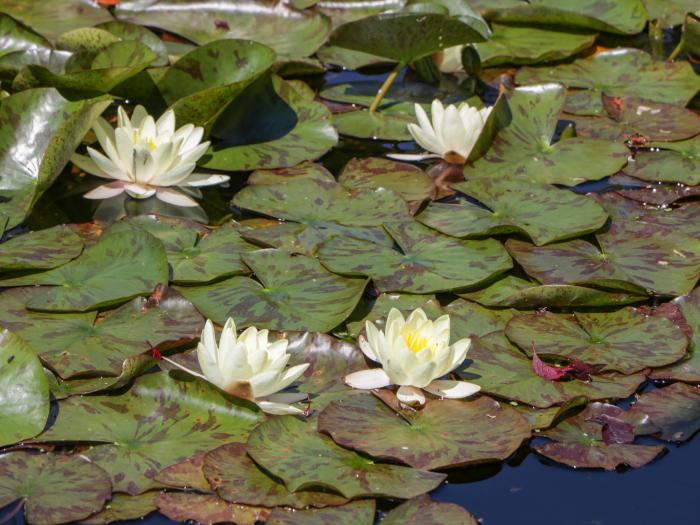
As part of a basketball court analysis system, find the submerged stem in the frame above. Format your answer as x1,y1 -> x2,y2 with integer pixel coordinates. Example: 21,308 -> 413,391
368,62 -> 405,114
0,499 -> 25,524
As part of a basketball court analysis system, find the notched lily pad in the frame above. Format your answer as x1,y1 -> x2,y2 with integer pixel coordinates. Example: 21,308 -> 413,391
381,495 -> 478,525
267,500 -> 375,525
628,137 -> 700,186
628,383 -> 700,442
155,492 -> 269,525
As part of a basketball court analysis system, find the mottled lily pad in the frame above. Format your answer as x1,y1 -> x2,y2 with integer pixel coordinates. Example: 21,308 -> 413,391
332,109 -> 415,141
36,372 -> 262,494
247,415 -> 445,499
473,84 -> 628,185
629,137 -> 700,186
0,330 -> 49,447
317,220 -> 512,293
444,298 -> 514,340
0,1 -> 112,39
460,332 -> 646,408
155,492 -> 269,525
0,452 -> 111,525
154,453 -> 211,493
0,225 -> 82,272
381,495 -> 478,525
82,493 -> 158,525
417,178 -> 608,245
266,501 -> 375,525
177,249 -> 367,332
505,309 -> 688,374
0,13 -> 51,61
628,383 -> 700,442
516,48 -> 700,106
95,20 -> 169,67
318,394 -> 530,470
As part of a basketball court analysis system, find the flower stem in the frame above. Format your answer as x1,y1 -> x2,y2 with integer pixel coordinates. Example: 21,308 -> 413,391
668,41 -> 684,61
0,499 -> 25,524
368,62 -> 405,114
159,355 -> 208,382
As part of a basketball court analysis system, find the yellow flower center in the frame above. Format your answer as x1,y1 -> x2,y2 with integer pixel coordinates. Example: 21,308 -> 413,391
403,330 -> 431,353
132,131 -> 157,151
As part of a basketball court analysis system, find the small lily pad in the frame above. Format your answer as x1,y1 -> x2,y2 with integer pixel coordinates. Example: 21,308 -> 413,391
266,501 -> 375,525
628,383 -> 700,442
155,492 -> 269,525
82,493 -> 158,525
0,225 -> 82,272
333,109 -> 415,141
381,495 -> 478,525
628,137 -> 700,186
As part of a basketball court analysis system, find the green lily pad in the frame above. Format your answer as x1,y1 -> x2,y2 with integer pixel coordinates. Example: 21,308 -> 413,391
318,220 -> 511,293
204,77 -> 338,171
248,162 -> 336,186
0,1 -> 112,40
266,501 -> 376,525
516,48 -> 700,106
203,443 -> 347,509
515,396 -> 589,430
0,452 -> 112,525
0,225 -> 82,272
330,12 -> 488,63
155,492 -> 269,525
333,109 -> 415,141
0,88 -> 110,230
82,493 -> 158,525
317,45 -> 391,69
474,24 -> 596,66
318,394 -> 530,470
0,12 -> 52,60
247,415 -> 445,499
459,274 -> 646,308
95,21 -> 169,67
535,403 -> 665,469
154,453 -> 211,493
320,0 -> 406,27
0,330 -> 49,447
0,223 -> 169,312
381,495 -> 478,525
460,332 -> 646,408
644,0 -> 698,26
158,39 -> 276,128
417,178 -> 608,245
177,249 -> 367,332
629,137 -> 700,185
445,298 -> 515,339
0,286 -> 204,378
628,383 -> 700,442
473,84 -> 628,185
115,0 -> 331,60
346,293 -> 444,338
36,372 -> 262,495
505,309 -> 688,374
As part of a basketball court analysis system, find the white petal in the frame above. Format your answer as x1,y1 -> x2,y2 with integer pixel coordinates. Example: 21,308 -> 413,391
396,385 -> 426,406
87,147 -> 130,181
72,153 -> 109,179
414,103 -> 434,135
113,128 -> 135,175
124,183 -> 156,199
179,141 -> 209,165
424,379 -> 481,399
345,368 -> 392,390
130,105 -> 149,128
153,162 -> 196,187
182,173 -> 230,187
430,99 -> 445,134
407,123 -> 446,156
269,363 -> 310,395
155,188 -> 199,207
386,152 -> 442,162
263,392 -> 309,404
256,400 -> 305,415
358,325 -> 379,362
441,104 -> 469,157
180,126 -> 205,154
156,109 -> 176,137
83,182 -> 126,200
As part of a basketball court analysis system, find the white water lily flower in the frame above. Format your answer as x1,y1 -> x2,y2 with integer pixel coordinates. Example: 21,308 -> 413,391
345,308 -> 480,405
389,99 -> 492,165
72,105 -> 229,207
162,318 -> 310,415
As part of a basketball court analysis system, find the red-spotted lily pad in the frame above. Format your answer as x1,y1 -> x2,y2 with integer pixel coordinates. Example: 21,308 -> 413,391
417,178 -> 608,245
460,333 -> 646,408
0,223 -> 169,312
317,394 -> 530,470
0,287 -> 204,378
629,137 -> 700,186
36,372 -> 262,495
0,225 -> 82,272
473,84 -> 628,185
177,249 -> 367,332
628,383 -> 700,442
0,452 -> 112,525
516,48 -> 700,106
82,493 -> 158,525
317,220 -> 511,293
381,495 -> 478,525
534,403 -> 665,470
0,330 -> 49,447
505,309 -> 688,374
203,443 -> 347,509
266,500 -> 375,525
247,415 -> 445,499
155,492 -> 269,525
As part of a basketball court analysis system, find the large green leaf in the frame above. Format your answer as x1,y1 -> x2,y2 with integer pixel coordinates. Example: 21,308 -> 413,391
247,415 -> 445,499
317,220 -> 511,293
95,20 -> 170,67
266,501 -> 375,525
629,137 -> 700,185
505,309 -> 688,374
317,394 -> 530,470
37,372 -> 262,494
0,225 -> 82,272
644,0 -> 698,26
115,0 -> 331,59
0,330 -> 49,447
628,383 -> 700,442
0,88 -> 110,230
516,48 -> 700,106
460,332 -> 646,408
381,495 -> 478,525
472,84 -> 628,185
0,12 -> 52,59
444,298 -> 515,339
0,1 -> 112,39
0,223 -> 169,312
177,249 -> 367,332
418,178 -> 608,245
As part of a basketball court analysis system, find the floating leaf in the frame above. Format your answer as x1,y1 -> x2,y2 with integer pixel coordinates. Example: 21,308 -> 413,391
1,1 -> 112,39
247,415 -> 445,499
0,12 -> 52,60
444,298 -> 514,339
0,225 -> 82,272
36,372 -> 262,494
628,383 -> 700,442
154,453 -> 211,493
266,501 -> 375,525
381,495 -> 478,525
177,249 -> 367,332
0,452 -> 111,525
155,492 -> 269,525
248,162 -> 336,187
644,0 -> 698,27
0,330 -> 49,447
629,137 -> 700,186
332,110 -> 414,141
95,20 -> 169,67
82,493 -> 158,525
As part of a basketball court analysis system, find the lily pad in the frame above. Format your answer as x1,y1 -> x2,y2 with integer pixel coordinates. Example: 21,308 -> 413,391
628,383 -> 700,442
155,492 -> 269,525
0,452 -> 112,525
154,453 -> 211,493
247,415 -> 445,499
95,21 -> 169,67
418,178 -> 608,245
82,493 -> 158,525
318,394 -> 530,470
203,443 -> 347,509
318,220 -> 511,293
0,330 -> 49,447
472,84 -> 628,185
177,249 -> 367,332
460,332 -> 646,408
0,12 -> 52,60
0,225 -> 82,272
332,110 -> 415,141
644,0 -> 698,26
247,162 -> 336,187
0,223 -> 169,312
36,372 -> 262,494
381,495 -> 478,525
0,88 -> 110,230
474,24 -> 596,66
0,1 -> 112,39
266,501 -> 376,525
505,309 -> 688,374
516,48 -> 700,106
445,298 -> 515,339
628,137 -> 700,186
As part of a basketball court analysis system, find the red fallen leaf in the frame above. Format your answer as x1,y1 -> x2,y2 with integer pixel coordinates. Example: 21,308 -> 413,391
565,358 -> 605,381
532,346 -> 570,381
147,341 -> 162,361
